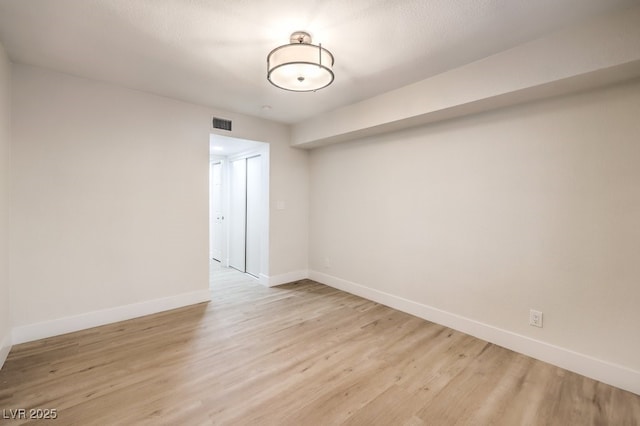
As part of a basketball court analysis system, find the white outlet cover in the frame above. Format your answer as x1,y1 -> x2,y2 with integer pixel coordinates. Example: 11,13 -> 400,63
529,309 -> 543,328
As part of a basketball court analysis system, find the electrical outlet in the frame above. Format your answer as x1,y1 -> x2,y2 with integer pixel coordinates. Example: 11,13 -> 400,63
323,257 -> 331,269
529,309 -> 543,328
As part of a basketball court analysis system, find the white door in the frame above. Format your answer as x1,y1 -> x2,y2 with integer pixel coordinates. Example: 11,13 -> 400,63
245,155 -> 261,277
210,162 -> 223,261
229,158 -> 247,271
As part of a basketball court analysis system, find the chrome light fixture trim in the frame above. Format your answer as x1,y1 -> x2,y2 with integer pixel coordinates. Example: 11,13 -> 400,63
267,31 -> 335,92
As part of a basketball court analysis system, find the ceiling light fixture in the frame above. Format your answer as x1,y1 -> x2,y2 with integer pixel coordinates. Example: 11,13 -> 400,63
267,31 -> 334,92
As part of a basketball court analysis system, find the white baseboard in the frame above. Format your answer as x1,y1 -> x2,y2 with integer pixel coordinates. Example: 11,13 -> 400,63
11,289 -> 212,345
0,332 -> 11,371
309,270 -> 640,396
261,270 -> 309,287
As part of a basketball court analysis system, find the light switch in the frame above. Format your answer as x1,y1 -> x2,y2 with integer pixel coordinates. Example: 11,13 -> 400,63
276,200 -> 286,210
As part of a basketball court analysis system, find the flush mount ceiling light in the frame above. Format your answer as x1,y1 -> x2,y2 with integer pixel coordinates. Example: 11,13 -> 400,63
267,31 -> 334,92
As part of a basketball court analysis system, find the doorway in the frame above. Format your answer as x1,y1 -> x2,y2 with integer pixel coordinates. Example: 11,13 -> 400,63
209,135 -> 269,283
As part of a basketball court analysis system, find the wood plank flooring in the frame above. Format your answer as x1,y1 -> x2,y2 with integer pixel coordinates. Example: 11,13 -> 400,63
1,264 -> 639,425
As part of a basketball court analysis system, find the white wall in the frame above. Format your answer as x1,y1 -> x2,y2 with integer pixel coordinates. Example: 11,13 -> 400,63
267,136 -> 309,282
309,80 -> 640,390
0,42 -> 11,364
9,64 -> 307,340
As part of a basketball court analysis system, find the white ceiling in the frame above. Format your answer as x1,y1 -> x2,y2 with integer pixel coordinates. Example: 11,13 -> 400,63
0,0 -> 638,124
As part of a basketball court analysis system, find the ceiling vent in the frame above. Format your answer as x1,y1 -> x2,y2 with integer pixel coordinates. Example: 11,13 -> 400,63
212,117 -> 232,131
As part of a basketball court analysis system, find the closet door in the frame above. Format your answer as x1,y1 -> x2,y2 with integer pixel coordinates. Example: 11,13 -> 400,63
228,158 -> 247,271
245,155 -> 262,277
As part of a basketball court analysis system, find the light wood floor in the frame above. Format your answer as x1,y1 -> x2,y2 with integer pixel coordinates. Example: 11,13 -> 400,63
1,263 -> 639,425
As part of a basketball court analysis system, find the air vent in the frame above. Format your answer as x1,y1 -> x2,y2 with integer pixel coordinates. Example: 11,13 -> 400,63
212,117 -> 232,131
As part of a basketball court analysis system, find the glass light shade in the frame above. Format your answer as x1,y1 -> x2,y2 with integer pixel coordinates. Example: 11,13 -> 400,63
267,42 -> 334,92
